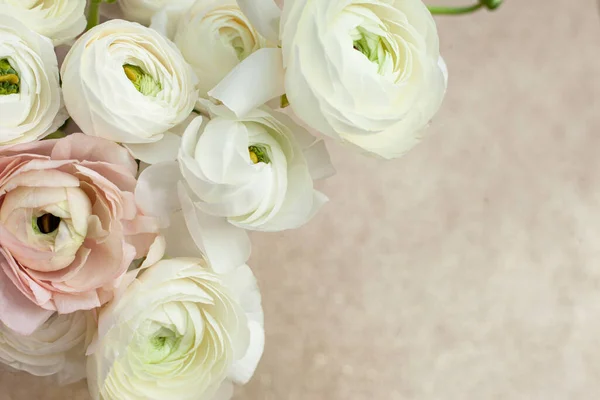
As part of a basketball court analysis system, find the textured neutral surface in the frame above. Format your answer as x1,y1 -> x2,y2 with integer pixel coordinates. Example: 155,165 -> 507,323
3,0 -> 600,399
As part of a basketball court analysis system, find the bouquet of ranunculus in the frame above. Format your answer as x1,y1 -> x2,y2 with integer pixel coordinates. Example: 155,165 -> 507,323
0,0 -> 500,398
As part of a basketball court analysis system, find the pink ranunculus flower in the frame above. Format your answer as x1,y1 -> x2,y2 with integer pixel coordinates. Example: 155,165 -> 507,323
0,133 -> 161,335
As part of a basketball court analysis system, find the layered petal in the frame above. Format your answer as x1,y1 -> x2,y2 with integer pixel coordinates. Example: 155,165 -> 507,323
61,19 -> 198,158
87,258 -> 264,400
0,134 -> 160,333
0,16 -> 67,146
278,0 -> 447,158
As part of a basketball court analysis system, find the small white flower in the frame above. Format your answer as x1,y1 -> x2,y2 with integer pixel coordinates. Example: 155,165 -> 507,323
0,311 -> 95,385
61,19 -> 199,164
0,16 -> 67,146
173,0 -> 271,98
87,258 -> 264,400
0,0 -> 86,46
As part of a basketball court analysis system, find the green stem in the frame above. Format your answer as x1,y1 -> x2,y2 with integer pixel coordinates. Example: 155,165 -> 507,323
428,3 -> 484,15
86,0 -> 102,31
43,130 -> 66,140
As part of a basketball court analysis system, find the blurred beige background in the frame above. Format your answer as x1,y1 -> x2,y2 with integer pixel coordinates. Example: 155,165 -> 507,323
3,0 -> 600,399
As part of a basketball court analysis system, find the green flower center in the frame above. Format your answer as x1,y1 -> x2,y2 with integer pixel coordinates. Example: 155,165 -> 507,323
123,64 -> 162,97
145,328 -> 181,364
0,59 -> 20,95
248,145 -> 270,164
352,28 -> 394,75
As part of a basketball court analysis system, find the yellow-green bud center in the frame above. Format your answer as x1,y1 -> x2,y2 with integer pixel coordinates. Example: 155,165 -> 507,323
248,145 -> 269,164
123,64 -> 162,97
352,28 -> 394,75
0,59 -> 19,95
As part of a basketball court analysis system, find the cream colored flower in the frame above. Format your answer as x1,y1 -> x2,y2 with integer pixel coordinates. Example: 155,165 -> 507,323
61,19 -> 198,164
0,16 -> 67,146
0,0 -> 86,46
173,0 -> 270,98
215,0 -> 448,159
0,311 -> 95,385
137,102 -> 334,233
87,258 -> 264,400
280,0 -> 448,159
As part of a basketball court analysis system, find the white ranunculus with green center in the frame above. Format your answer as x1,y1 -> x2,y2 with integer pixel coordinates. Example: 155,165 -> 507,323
0,0 -> 86,45
61,19 -> 199,164
173,0 -> 270,98
0,16 -> 67,146
87,258 -> 264,400
0,311 -> 95,384
280,0 -> 448,159
141,101 -> 334,232
217,0 -> 448,159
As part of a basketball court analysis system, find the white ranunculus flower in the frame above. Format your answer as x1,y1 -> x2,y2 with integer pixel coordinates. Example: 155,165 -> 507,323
87,258 -> 264,400
0,16 -> 67,146
0,0 -> 86,46
173,0 -> 270,98
61,19 -> 199,164
178,103 -> 333,231
0,311 -> 95,385
281,0 -> 447,159
216,0 -> 448,159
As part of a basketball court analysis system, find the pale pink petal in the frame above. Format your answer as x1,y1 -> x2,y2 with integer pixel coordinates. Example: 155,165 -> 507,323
62,236 -> 128,291
51,133 -> 137,176
0,266 -> 53,335
53,290 -> 101,314
0,139 -> 56,158
27,247 -> 92,283
79,161 -> 137,192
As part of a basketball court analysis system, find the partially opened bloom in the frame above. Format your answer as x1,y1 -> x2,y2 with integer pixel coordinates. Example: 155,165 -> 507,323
61,19 -> 198,164
87,258 -> 264,400
0,134 -> 161,335
0,0 -> 86,46
0,311 -> 95,384
0,16 -> 67,146
141,102 -> 333,232
173,0 -> 270,98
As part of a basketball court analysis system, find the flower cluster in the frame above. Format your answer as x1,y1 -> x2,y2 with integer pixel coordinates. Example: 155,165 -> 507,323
0,0 -> 448,398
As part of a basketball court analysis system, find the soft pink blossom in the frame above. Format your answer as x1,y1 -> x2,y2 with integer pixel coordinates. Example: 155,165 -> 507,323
0,134 -> 161,335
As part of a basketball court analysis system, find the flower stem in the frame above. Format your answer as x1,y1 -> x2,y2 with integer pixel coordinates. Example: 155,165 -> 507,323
43,130 -> 66,140
86,0 -> 102,31
428,3 -> 484,15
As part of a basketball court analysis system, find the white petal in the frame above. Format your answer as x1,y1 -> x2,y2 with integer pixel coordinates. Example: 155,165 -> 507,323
439,56 -> 449,88
228,320 -> 265,384
209,48 -> 285,117
135,161 -> 182,225
303,140 -> 336,181
126,132 -> 182,165
236,0 -> 281,42
140,236 -> 166,269
149,8 -> 170,38
178,183 -> 251,272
